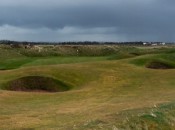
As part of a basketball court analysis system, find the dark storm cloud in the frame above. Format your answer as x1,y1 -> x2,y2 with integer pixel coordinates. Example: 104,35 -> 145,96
0,0 -> 175,42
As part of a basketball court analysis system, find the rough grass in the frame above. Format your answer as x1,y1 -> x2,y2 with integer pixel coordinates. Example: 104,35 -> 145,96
112,102 -> 175,130
18,45 -> 120,57
1,45 -> 175,129
74,102 -> 175,130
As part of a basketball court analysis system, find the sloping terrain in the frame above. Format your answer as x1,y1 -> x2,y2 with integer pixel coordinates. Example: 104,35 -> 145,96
0,45 -> 175,129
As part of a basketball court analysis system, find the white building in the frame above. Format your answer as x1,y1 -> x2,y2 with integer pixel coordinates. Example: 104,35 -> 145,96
143,42 -> 147,45
160,42 -> 166,45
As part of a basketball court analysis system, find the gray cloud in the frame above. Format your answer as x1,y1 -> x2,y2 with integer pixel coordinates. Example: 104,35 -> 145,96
0,25 -> 124,42
0,0 -> 175,42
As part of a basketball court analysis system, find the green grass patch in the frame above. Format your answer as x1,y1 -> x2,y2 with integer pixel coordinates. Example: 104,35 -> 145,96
0,57 -> 35,70
23,56 -> 109,67
0,56 -> 109,70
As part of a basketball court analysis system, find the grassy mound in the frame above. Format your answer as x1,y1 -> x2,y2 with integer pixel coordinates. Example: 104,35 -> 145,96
130,53 -> 175,69
4,76 -> 71,92
146,60 -> 175,69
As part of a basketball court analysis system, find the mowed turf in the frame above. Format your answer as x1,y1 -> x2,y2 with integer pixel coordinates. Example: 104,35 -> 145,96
1,45 -> 175,129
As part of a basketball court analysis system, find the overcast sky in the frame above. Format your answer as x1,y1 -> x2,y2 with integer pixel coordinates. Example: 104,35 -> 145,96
0,0 -> 174,42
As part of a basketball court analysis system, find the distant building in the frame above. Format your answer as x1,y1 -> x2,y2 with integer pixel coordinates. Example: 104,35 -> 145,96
143,42 -> 152,46
160,42 -> 166,45
143,42 -> 147,45
152,43 -> 158,46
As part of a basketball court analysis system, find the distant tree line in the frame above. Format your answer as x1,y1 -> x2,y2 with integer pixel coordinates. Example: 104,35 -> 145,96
0,40 -> 174,46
